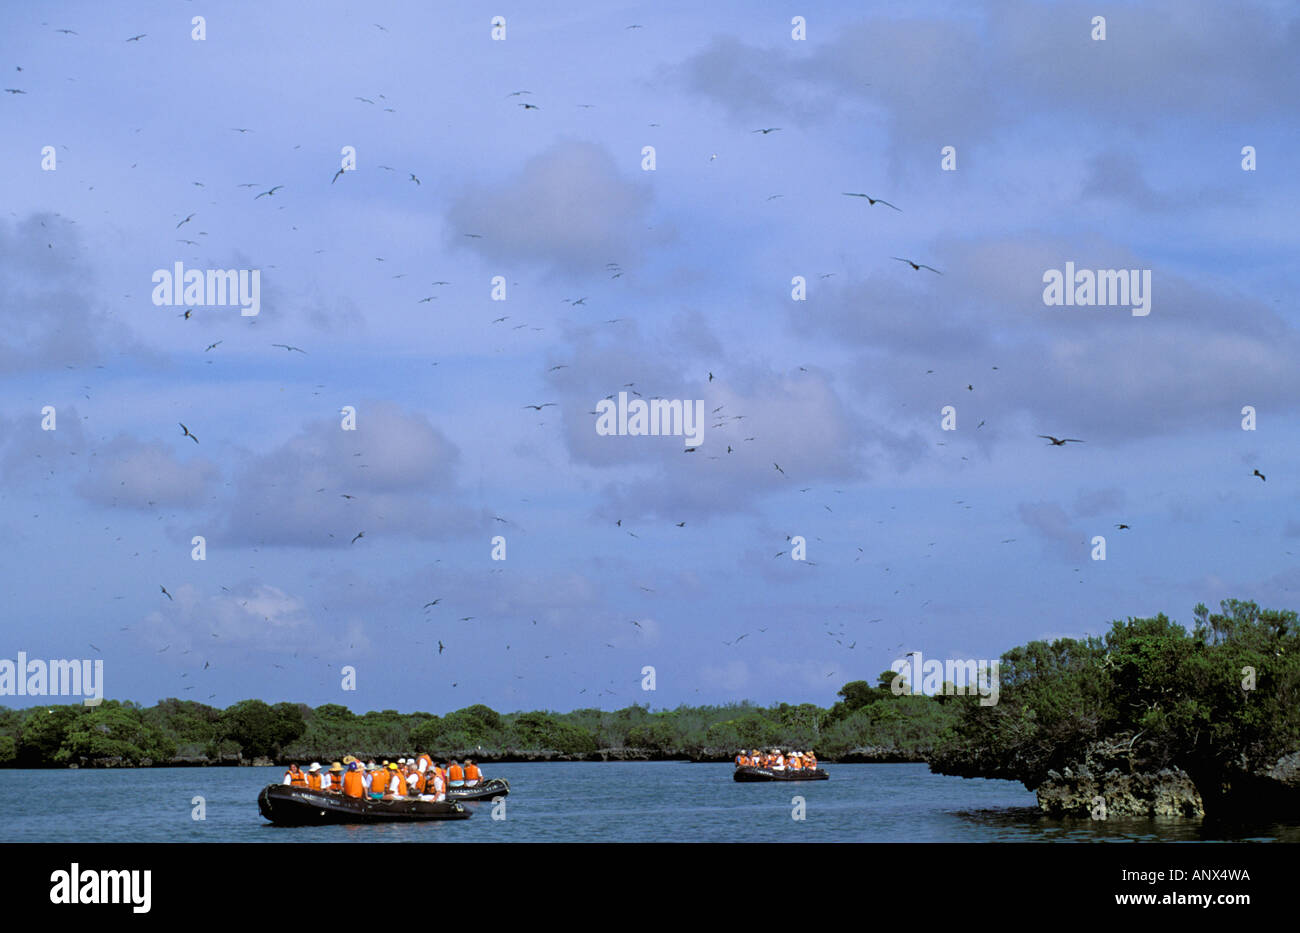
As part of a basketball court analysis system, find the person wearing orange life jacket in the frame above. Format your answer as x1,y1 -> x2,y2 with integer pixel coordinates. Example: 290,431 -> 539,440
424,765 -> 446,801
304,762 -> 323,790
787,751 -> 803,771
735,750 -> 746,768
447,760 -> 465,788
362,762 -> 384,799
405,762 -> 423,795
463,759 -> 483,786
382,762 -> 406,799
769,749 -> 785,771
416,751 -> 433,775
324,761 -> 344,792
283,763 -> 308,787
806,750 -> 818,772
342,761 -> 366,798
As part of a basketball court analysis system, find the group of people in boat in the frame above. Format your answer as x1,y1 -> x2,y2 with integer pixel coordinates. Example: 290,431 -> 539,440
282,754 -> 486,802
735,748 -> 819,772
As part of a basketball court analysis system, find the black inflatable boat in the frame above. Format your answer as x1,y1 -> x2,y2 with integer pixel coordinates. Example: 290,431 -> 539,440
258,784 -> 471,825
445,778 -> 510,801
733,766 -> 829,782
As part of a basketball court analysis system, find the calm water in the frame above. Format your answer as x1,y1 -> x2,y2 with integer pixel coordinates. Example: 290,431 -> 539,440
2,763 -> 1296,842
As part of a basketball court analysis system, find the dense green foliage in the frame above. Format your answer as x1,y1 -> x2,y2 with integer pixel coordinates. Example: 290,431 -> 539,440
0,673 -> 965,765
930,600 -> 1300,806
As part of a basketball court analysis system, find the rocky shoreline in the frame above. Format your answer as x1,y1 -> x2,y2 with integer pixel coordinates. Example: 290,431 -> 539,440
1036,766 -> 1205,817
1030,739 -> 1300,820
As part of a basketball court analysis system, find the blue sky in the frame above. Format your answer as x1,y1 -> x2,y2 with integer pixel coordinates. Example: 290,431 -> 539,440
1,0 -> 1298,716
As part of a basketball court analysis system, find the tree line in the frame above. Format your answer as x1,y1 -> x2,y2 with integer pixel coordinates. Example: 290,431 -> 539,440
0,669 -> 963,766
6,598 -> 1292,803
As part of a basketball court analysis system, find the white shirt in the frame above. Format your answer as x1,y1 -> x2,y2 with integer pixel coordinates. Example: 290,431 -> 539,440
427,773 -> 446,801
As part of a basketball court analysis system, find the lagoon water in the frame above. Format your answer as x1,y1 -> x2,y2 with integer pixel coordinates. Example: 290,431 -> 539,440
2,762 -> 1295,842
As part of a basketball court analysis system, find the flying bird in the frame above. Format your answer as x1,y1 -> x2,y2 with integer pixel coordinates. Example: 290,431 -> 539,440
753,127 -> 781,134
523,403 -> 556,410
254,186 -> 283,199
438,641 -> 445,654
179,423 -> 199,444
1253,469 -> 1266,482
176,213 -> 195,228
1038,435 -> 1084,446
409,173 -> 420,185
892,257 -> 941,273
843,193 -> 901,211
350,531 -> 364,544
773,462 -> 785,474
160,586 -> 173,601
1115,523 -> 1131,530
204,341 -> 222,351
423,599 -> 441,608
331,167 -> 345,184
125,34 -> 147,42
271,344 -> 306,353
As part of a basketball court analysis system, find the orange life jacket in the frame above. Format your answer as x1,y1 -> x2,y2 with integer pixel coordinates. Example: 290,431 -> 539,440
807,756 -> 817,770
371,769 -> 389,794
306,772 -> 322,790
327,772 -> 342,791
387,773 -> 405,797
788,757 -> 802,770
417,753 -> 433,771
343,769 -> 365,798
448,764 -> 464,782
465,764 -> 482,781
286,768 -> 307,787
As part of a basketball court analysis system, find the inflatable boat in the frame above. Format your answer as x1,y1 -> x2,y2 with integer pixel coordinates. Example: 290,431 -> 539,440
733,766 -> 829,782
446,778 -> 510,801
258,784 -> 471,825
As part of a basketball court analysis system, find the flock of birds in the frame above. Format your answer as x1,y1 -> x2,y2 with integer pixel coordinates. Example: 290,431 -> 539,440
11,19 -> 1278,714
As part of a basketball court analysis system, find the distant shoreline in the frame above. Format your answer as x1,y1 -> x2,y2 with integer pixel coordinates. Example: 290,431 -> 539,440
11,746 -> 926,769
